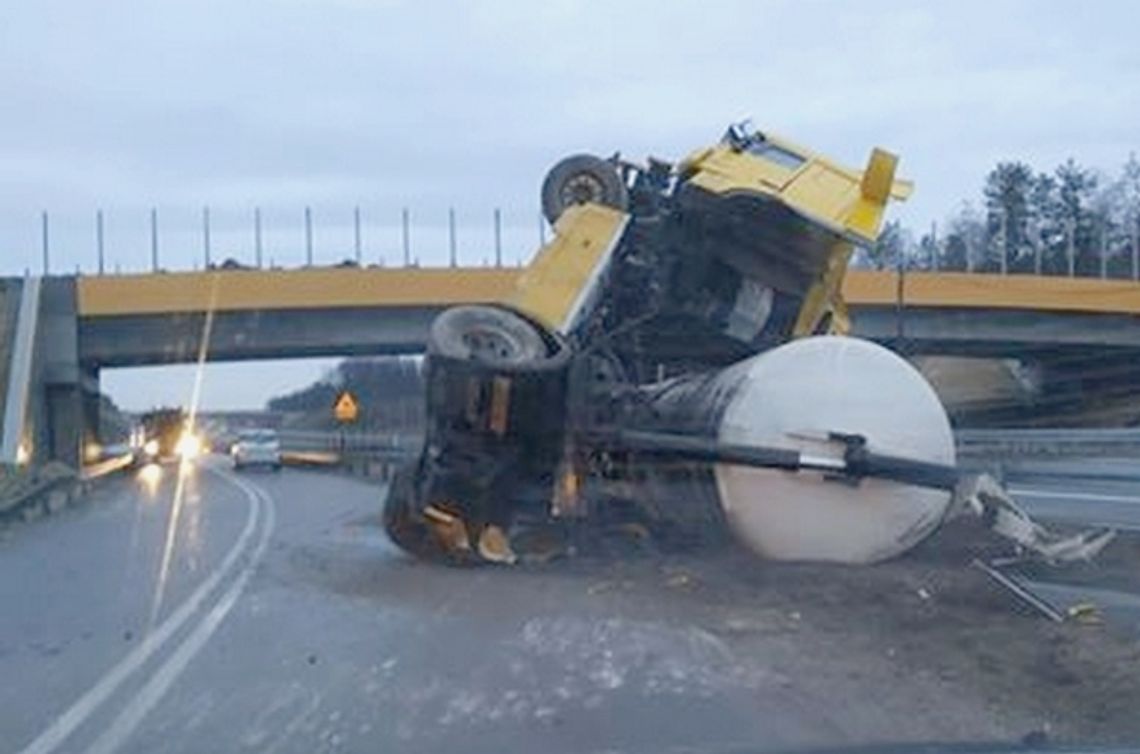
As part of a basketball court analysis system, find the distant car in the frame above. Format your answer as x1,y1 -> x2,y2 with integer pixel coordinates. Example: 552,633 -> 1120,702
231,429 -> 282,471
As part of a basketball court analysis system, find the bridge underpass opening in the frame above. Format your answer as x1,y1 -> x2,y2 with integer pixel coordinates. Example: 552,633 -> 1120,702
96,355 -> 426,457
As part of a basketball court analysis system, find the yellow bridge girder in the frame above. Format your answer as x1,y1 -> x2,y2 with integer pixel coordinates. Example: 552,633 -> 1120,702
76,266 -> 1140,318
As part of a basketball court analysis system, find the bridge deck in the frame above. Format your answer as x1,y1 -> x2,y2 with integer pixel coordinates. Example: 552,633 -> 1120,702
75,267 -> 1140,318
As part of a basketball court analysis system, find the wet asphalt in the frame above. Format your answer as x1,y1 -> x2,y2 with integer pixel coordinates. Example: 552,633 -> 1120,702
1,455 -> 1138,754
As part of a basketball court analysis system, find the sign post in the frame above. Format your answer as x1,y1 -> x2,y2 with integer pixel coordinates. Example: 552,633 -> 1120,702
333,391 -> 359,456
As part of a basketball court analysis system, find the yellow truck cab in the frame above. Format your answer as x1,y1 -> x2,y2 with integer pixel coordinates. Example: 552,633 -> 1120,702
512,122 -> 912,355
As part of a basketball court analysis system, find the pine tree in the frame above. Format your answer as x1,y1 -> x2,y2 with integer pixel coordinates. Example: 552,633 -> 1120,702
1053,159 -> 1099,275
982,162 -> 1034,272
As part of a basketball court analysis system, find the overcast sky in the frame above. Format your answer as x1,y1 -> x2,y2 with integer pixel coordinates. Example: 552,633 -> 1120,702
2,0 -> 1136,411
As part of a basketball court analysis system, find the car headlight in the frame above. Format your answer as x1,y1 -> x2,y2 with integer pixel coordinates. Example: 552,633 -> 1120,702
144,439 -> 160,457
176,433 -> 201,460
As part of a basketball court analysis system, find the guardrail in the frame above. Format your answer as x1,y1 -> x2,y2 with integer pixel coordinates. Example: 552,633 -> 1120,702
81,453 -> 135,481
956,427 -> 1140,458
276,429 -> 419,457
0,474 -> 74,519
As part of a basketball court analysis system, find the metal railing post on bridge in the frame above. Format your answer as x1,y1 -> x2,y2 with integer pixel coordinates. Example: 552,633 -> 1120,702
353,206 -> 362,264
929,221 -> 938,271
996,207 -> 1008,275
1099,223 -> 1108,279
254,207 -> 263,268
150,208 -> 160,272
96,209 -> 105,275
1132,218 -> 1139,281
401,208 -> 410,267
1066,218 -> 1076,277
494,208 -> 502,268
304,206 -> 314,266
1031,220 -> 1042,275
40,211 -> 50,275
448,207 -> 457,267
202,206 -> 212,268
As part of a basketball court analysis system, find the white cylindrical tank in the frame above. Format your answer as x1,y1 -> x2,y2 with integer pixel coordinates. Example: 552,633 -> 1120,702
713,336 -> 955,563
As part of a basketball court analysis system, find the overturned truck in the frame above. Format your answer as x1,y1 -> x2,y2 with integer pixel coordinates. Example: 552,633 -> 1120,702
384,122 -> 1113,567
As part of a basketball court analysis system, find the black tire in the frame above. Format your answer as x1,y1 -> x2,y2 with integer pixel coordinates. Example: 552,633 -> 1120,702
428,306 -> 549,366
541,154 -> 628,225
382,463 -> 436,558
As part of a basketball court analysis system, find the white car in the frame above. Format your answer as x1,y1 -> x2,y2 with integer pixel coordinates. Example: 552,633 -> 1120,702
231,429 -> 282,471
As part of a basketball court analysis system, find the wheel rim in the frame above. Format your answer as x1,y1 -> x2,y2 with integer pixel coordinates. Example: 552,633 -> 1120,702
460,326 -> 525,362
560,173 -> 606,207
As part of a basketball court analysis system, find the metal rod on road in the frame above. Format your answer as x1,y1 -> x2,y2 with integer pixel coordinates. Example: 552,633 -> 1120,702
401,208 -> 410,267
448,207 -> 457,267
353,206 -> 362,264
304,206 -> 314,266
202,206 -> 212,268
494,208 -> 502,268
150,208 -> 159,271
96,209 -> 105,275
254,207 -> 263,268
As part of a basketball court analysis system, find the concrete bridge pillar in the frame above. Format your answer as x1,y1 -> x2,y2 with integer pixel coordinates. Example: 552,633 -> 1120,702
38,277 -> 90,467
0,276 -> 93,469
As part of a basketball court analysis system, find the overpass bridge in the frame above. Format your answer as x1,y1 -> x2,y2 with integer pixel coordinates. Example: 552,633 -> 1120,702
3,266 -> 1140,466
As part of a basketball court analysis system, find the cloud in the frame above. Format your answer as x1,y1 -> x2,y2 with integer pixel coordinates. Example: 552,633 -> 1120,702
3,0 -> 1136,406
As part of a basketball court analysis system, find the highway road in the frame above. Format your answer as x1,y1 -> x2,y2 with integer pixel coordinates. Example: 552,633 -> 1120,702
2,457 -> 1140,752
1000,458 -> 1140,636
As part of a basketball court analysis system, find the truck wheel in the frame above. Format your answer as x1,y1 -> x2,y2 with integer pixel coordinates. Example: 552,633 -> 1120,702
382,464 -> 435,558
541,154 -> 629,225
428,306 -> 550,366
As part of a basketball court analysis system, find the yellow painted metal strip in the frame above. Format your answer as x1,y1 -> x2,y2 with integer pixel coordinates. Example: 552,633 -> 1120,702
76,265 -> 1140,319
77,267 -> 520,317
842,271 -> 1140,315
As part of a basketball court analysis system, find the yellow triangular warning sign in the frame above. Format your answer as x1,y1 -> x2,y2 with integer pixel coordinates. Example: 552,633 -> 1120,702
334,391 -> 359,423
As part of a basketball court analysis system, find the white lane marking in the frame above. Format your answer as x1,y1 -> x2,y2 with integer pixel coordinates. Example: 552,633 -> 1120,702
87,470 -> 277,754
16,468 -> 261,754
1009,488 -> 1140,504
